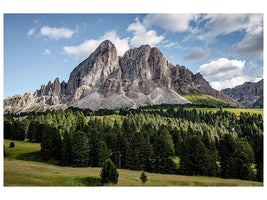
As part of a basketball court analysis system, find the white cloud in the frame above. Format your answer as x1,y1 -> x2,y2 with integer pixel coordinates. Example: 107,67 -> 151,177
101,31 -> 130,56
210,76 -> 251,91
27,28 -> 36,36
232,26 -> 263,59
43,49 -> 51,55
127,18 -> 164,47
197,14 -> 263,40
63,30 -> 130,59
40,26 -> 75,40
199,58 -> 245,80
182,47 -> 209,61
253,77 -> 263,83
143,14 -> 200,32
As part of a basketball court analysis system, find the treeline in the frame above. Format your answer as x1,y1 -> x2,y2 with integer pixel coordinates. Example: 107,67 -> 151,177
4,106 -> 263,182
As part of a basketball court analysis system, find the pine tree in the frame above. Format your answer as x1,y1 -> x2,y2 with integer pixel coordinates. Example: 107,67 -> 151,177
40,125 -> 61,160
180,135 -> 211,176
100,159 -> 119,184
61,131 -> 73,166
153,127 -> 175,173
11,120 -> 26,140
219,134 -> 239,179
27,121 -> 38,142
4,120 -> 12,139
140,170 -> 148,183
71,130 -> 90,167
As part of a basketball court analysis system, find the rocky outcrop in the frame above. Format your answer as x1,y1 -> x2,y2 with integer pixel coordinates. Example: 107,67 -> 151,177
4,40 -> 244,113
67,40 -> 121,103
222,79 -> 263,108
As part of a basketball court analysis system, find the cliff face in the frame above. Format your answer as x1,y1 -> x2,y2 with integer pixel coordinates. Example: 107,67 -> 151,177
222,79 -> 263,108
4,40 -> 244,113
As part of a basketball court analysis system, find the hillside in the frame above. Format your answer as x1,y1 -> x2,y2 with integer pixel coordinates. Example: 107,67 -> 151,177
4,139 -> 262,186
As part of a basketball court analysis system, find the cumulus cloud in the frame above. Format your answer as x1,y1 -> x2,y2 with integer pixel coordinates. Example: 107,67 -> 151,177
182,47 -> 209,61
63,30 -> 130,59
199,58 -> 245,80
232,26 -> 263,59
40,26 -> 75,40
127,18 -> 164,47
43,49 -> 51,55
143,14 -> 200,32
210,76 -> 251,91
27,28 -> 36,36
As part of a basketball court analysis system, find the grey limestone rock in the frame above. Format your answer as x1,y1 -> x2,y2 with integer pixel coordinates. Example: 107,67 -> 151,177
4,40 -> 245,113
222,79 -> 263,108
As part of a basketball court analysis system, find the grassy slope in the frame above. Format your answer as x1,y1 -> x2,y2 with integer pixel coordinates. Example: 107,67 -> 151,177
4,139 -> 263,186
184,107 -> 263,118
177,89 -> 228,107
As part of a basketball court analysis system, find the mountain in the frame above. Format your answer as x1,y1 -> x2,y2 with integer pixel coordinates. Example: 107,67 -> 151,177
4,40 -> 243,113
221,79 -> 263,108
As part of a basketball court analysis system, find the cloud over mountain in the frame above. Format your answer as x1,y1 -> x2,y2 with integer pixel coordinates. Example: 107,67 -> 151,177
199,58 -> 245,80
63,30 -> 130,59
127,18 -> 164,47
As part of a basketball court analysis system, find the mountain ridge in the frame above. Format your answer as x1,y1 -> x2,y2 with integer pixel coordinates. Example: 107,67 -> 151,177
221,79 -> 263,108
4,40 -> 244,113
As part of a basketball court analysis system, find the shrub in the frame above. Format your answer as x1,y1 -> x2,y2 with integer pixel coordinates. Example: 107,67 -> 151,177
140,170 -> 147,183
100,159 -> 119,184
9,142 -> 15,148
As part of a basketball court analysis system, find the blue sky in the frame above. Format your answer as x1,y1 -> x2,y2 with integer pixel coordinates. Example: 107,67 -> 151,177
4,13 -> 263,98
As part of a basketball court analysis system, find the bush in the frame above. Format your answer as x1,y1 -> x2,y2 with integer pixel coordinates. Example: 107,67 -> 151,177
140,171 -> 147,183
9,142 -> 15,148
100,159 -> 119,184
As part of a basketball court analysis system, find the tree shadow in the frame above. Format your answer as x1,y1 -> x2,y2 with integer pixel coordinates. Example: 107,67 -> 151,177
80,177 -> 102,186
15,151 -> 42,162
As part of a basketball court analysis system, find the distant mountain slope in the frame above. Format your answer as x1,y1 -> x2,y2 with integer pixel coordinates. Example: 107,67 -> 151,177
221,79 -> 263,108
4,40 -> 243,113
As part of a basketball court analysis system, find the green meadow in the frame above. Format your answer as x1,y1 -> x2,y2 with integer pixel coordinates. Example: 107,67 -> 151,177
184,107 -> 263,118
4,139 -> 263,186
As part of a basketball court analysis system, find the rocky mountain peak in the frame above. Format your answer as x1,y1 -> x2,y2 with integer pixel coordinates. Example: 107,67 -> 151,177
4,40 -> 245,113
221,79 -> 263,108
67,40 -> 120,102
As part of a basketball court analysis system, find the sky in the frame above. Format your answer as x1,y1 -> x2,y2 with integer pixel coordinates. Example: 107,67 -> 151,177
4,13 -> 263,98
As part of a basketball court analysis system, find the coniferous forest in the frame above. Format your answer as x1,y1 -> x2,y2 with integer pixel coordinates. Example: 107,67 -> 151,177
4,105 -> 263,182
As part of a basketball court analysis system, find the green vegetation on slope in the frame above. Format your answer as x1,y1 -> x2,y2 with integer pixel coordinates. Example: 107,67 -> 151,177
184,107 -> 263,119
177,89 -> 228,107
4,140 -> 262,186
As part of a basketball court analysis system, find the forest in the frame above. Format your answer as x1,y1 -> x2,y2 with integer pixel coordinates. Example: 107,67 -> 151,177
4,105 -> 263,182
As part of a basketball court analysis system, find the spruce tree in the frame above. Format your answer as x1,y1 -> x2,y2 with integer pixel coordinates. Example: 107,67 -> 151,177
140,170 -> 148,183
100,159 -> 119,184
11,120 -> 25,140
71,130 -> 90,167
40,125 -> 61,160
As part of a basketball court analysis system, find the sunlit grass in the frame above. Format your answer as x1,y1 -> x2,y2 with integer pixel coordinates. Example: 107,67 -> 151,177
185,107 -> 263,118
4,139 -> 263,186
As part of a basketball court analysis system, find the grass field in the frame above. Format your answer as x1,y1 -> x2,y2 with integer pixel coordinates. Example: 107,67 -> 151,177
184,108 -> 263,117
4,139 -> 263,186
